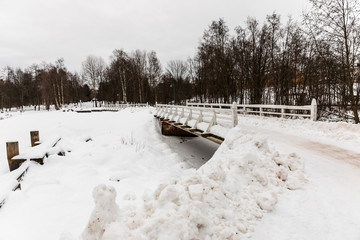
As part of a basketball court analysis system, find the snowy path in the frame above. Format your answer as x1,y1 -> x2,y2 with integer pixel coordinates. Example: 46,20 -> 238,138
243,123 -> 360,240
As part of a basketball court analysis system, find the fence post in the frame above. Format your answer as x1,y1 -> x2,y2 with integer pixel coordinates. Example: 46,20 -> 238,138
185,108 -> 192,126
180,107 -> 184,119
260,107 -> 263,117
310,99 -> 317,121
194,110 -> 203,129
6,142 -> 19,171
206,110 -> 217,133
231,102 -> 238,127
30,131 -> 40,147
281,108 -> 285,118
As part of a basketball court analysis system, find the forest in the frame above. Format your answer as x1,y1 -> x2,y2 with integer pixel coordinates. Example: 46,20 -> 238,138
0,0 -> 359,123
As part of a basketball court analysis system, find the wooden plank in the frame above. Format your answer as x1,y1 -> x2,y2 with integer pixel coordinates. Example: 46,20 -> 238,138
190,129 -> 204,133
76,110 -> 91,113
205,136 -> 223,144
0,164 -> 29,209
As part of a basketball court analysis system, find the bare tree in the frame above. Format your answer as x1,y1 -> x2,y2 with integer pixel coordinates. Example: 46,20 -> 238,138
147,51 -> 162,102
132,50 -> 147,103
166,60 -> 189,104
81,55 -> 106,107
304,0 -> 360,123
166,60 -> 188,81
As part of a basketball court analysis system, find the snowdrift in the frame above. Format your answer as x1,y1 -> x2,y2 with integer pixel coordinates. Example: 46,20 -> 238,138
65,127 -> 306,240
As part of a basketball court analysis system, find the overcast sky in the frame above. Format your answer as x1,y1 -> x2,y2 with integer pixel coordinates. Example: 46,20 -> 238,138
0,0 -> 309,72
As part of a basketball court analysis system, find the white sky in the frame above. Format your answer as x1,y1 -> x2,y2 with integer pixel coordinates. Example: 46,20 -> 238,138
0,0 -> 309,72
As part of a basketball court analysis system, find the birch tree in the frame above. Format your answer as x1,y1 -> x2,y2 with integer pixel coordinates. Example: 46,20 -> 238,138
82,55 -> 106,107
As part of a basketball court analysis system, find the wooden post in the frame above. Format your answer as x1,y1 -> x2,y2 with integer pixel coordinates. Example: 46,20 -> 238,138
231,102 -> 238,127
310,99 -> 317,121
281,108 -> 285,118
30,131 -> 40,147
7,142 -> 19,171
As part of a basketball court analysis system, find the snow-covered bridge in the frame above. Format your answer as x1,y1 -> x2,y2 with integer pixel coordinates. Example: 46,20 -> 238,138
154,99 -> 317,144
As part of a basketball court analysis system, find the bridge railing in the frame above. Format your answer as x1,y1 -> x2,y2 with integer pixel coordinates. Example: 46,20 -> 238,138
98,103 -> 149,111
186,99 -> 317,121
155,99 -> 317,137
155,103 -> 237,135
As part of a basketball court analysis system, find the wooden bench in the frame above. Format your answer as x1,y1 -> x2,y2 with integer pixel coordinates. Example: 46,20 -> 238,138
8,136 -> 61,171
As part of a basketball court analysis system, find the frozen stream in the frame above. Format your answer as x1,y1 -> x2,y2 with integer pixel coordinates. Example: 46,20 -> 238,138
160,135 -> 220,169
153,118 -> 220,169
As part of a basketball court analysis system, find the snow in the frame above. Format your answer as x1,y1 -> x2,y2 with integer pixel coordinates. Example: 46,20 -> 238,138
81,185 -> 120,240
12,135 -> 61,160
0,109 -> 192,239
62,127 -> 306,239
0,108 -> 359,239
235,115 -> 360,240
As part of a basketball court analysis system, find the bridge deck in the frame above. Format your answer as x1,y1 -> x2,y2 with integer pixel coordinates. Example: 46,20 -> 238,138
162,120 -> 224,144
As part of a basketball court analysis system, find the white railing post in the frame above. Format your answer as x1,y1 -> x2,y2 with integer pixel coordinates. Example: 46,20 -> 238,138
184,108 -> 192,126
179,107 -> 184,121
231,102 -> 238,127
260,107 -> 263,117
206,110 -> 217,133
310,99 -> 317,121
163,107 -> 168,118
167,107 -> 173,119
281,108 -> 285,118
194,110 -> 203,129
171,107 -> 178,121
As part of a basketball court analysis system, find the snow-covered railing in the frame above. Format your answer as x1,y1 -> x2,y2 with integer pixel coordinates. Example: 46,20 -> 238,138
186,99 -> 317,121
155,99 -> 317,138
75,103 -> 149,112
154,103 -> 238,139
103,103 -> 149,109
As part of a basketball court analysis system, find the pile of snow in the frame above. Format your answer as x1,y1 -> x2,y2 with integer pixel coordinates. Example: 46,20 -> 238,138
66,127 -> 305,239
82,185 -> 121,240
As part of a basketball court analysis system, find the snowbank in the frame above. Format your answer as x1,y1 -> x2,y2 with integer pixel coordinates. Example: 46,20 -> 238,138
73,127 -> 306,239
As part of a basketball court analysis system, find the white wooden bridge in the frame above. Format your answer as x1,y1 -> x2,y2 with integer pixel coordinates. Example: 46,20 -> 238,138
154,99 -> 317,144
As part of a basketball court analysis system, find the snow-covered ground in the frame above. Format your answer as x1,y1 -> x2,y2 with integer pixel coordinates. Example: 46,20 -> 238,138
0,109 -> 359,239
237,116 -> 360,240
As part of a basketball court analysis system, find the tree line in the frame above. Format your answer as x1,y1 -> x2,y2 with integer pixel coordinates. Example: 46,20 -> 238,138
0,0 -> 359,122
0,59 -> 90,110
